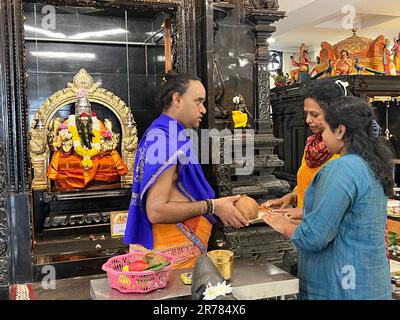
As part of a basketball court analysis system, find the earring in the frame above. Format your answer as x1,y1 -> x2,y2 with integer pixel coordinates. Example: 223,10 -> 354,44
337,136 -> 342,140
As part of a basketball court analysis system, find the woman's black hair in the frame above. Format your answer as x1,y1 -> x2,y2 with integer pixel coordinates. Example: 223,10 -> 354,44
304,78 -> 348,107
159,70 -> 201,110
321,96 -> 394,196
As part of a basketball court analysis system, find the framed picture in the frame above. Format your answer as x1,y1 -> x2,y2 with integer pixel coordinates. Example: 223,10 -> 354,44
110,211 -> 128,238
269,50 -> 283,71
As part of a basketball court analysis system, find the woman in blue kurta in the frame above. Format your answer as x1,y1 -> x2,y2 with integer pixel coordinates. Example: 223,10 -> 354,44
264,96 -> 394,300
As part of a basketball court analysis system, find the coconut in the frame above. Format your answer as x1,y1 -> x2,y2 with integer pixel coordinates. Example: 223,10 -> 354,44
234,195 -> 259,221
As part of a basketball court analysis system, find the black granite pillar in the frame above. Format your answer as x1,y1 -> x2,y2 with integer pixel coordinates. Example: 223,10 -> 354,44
245,7 -> 285,134
0,0 -> 33,298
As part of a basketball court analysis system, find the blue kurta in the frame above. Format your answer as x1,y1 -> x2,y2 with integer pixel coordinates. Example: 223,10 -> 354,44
291,154 -> 391,300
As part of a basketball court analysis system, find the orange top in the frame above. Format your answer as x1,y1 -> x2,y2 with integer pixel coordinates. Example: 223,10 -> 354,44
295,153 -> 340,208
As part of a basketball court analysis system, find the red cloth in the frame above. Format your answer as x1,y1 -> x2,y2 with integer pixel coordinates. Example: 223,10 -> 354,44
9,284 -> 34,300
304,132 -> 334,168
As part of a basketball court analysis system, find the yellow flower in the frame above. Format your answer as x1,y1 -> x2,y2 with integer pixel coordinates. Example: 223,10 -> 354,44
81,157 -> 93,170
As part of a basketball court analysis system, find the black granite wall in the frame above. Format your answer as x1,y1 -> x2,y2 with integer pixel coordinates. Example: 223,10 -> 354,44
24,3 -> 166,139
214,0 -> 255,117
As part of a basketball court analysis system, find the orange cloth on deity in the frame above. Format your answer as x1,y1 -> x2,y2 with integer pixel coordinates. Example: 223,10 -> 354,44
151,216 -> 212,269
47,149 -> 128,190
47,118 -> 127,190
295,153 -> 339,209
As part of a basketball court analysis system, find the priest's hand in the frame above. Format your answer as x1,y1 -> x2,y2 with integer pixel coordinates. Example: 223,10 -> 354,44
214,195 -> 249,228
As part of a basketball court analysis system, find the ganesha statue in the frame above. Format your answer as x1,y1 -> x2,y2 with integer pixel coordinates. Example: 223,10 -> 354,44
47,88 -> 128,190
29,68 -> 138,191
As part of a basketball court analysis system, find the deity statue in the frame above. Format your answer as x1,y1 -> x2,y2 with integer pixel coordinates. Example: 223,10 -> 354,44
47,88 -> 128,190
334,50 -> 353,75
393,37 -> 400,75
289,43 -> 312,83
382,38 -> 395,75
318,30 -> 389,77
231,95 -> 252,129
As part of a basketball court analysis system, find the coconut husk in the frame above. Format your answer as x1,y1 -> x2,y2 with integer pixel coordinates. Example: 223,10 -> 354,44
234,195 -> 259,221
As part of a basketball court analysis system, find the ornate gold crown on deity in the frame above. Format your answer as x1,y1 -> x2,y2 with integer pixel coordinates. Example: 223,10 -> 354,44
75,88 -> 91,115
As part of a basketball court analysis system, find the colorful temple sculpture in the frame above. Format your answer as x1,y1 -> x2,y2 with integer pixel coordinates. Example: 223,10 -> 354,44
317,28 -> 390,76
393,33 -> 400,75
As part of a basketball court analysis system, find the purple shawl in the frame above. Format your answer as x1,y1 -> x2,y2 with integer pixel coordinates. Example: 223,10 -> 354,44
123,114 -> 216,249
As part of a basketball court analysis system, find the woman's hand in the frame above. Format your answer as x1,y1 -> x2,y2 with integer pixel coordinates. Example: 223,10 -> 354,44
260,193 -> 296,209
262,211 -> 291,236
271,208 -> 303,220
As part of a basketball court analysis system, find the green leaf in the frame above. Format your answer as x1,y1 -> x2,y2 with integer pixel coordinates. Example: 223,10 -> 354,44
145,262 -> 170,271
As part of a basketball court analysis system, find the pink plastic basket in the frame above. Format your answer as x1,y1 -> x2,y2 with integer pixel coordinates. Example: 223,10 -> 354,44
102,250 -> 174,293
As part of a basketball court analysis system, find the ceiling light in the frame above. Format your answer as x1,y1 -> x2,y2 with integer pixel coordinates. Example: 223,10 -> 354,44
68,28 -> 128,40
24,25 -> 67,39
31,51 -> 96,59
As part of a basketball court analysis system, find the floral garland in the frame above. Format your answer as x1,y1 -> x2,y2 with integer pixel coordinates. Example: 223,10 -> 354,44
67,113 -> 101,170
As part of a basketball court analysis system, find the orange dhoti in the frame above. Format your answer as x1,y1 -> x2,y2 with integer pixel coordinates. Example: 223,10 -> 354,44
131,216 -> 212,269
47,149 -> 128,190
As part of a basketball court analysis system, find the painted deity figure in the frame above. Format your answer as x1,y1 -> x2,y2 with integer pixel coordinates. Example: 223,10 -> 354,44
383,39 -> 395,75
231,95 -> 252,129
334,50 -> 353,75
393,37 -> 400,75
289,43 -> 312,83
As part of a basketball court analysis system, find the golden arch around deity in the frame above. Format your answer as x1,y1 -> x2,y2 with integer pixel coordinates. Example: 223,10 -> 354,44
317,28 -> 394,76
29,69 -> 139,191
